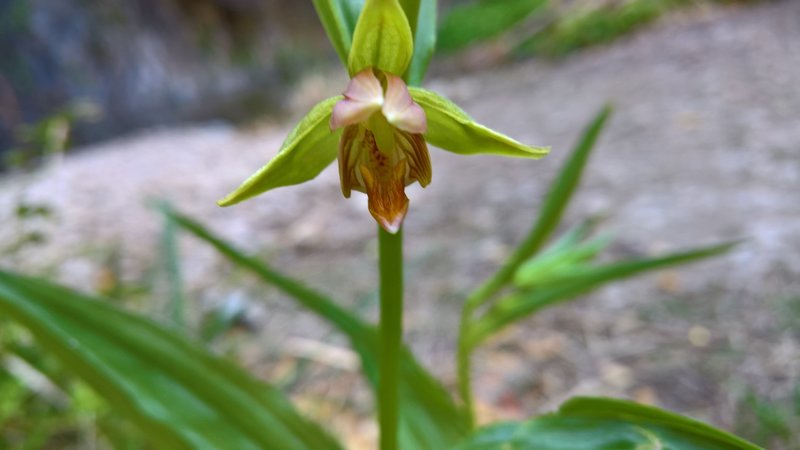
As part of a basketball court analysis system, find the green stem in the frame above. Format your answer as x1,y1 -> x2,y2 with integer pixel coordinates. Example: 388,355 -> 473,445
457,301 -> 476,428
455,207 -> 555,425
162,215 -> 185,328
378,226 -> 403,450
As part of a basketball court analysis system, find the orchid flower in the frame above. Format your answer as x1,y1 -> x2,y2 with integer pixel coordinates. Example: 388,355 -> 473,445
218,0 -> 549,233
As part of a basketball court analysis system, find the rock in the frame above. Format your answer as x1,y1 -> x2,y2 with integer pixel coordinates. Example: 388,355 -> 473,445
0,0 -> 327,160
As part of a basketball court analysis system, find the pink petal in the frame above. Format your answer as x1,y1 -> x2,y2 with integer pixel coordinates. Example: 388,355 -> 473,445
381,74 -> 427,134
344,69 -> 384,102
330,69 -> 384,129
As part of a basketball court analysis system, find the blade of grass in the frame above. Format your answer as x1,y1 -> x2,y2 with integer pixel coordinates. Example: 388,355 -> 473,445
160,208 -> 186,328
404,0 -> 436,86
468,242 -> 738,347
466,105 -> 613,309
311,0 -> 357,66
437,0 -> 548,53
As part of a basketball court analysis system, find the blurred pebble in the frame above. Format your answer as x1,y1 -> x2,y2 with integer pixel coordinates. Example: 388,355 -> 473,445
688,325 -> 712,347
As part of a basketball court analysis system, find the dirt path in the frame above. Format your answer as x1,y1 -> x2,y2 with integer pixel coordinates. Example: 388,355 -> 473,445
2,1 -> 799,446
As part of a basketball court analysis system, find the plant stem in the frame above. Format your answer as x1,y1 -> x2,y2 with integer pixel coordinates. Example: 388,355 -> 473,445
455,206 -> 555,426
457,301 -> 476,428
378,226 -> 403,450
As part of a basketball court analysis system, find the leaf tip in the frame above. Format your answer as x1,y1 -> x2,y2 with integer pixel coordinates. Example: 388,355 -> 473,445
217,194 -> 240,208
528,145 -> 551,158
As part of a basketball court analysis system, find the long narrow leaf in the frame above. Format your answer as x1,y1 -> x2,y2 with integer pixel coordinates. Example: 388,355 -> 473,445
311,0 -> 357,66
163,207 -> 470,448
437,0 -> 548,53
405,0 -> 437,86
467,106 -> 612,306
0,271 -> 343,450
160,207 -> 186,328
512,105 -> 612,267
469,242 -> 736,347
513,234 -> 611,287
454,397 -> 761,449
340,0 -> 365,32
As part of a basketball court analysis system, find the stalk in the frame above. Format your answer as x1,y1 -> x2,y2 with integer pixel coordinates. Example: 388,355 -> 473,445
457,301 -> 476,428
378,226 -> 403,450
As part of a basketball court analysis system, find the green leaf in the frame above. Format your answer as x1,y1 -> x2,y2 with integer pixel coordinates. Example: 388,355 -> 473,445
513,105 -> 611,260
218,96 -> 341,207
794,384 -> 800,417
513,0 -> 665,58
743,391 -> 792,440
513,234 -> 611,287
348,0 -> 414,76
163,207 -> 470,449
409,87 -> 550,158
159,202 -> 186,328
403,0 -> 436,86
0,270 -> 343,450
311,0 -> 357,66
469,242 -> 737,347
438,0 -> 549,53
465,106 -> 611,308
455,397 -> 762,449
340,0 -> 365,32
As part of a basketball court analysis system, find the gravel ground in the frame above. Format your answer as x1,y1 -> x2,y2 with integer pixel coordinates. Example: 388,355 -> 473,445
2,1 -> 799,447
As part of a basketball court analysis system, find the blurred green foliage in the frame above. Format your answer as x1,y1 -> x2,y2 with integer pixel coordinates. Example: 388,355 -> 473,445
437,0 -> 548,53
514,0 -> 667,57
4,102 -> 99,171
438,0 -> 764,60
0,322 -> 151,449
735,387 -> 800,449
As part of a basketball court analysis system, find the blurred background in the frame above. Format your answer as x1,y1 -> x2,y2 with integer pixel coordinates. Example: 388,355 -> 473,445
1,0 -> 798,448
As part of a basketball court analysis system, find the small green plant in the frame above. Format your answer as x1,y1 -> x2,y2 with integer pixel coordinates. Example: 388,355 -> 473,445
0,1 -> 761,449
514,0 -> 666,57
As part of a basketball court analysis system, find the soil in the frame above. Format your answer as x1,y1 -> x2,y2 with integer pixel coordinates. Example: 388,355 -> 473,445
1,1 -> 799,448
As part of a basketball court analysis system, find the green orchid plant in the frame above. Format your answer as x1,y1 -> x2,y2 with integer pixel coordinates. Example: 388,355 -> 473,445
219,2 -> 546,447
0,0 -> 765,449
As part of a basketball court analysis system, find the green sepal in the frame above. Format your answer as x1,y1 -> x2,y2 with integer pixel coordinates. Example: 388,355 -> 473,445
218,97 -> 341,207
409,87 -> 550,158
348,0 -> 414,76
